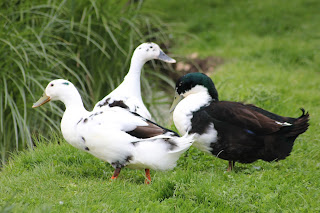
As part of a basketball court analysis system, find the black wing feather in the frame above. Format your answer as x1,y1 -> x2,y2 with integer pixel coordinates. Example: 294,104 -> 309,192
203,101 -> 283,135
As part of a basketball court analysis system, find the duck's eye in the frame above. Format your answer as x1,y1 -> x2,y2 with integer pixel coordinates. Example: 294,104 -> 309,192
150,46 -> 153,48
50,83 -> 54,87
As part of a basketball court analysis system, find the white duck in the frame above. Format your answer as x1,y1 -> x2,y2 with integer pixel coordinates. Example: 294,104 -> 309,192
93,42 -> 176,120
33,79 -> 193,184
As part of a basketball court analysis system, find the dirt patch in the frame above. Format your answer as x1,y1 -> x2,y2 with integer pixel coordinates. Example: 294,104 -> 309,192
168,52 -> 224,81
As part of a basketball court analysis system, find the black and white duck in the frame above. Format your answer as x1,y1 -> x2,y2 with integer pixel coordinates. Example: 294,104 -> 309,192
33,79 -> 194,183
170,72 -> 309,171
93,42 -> 176,120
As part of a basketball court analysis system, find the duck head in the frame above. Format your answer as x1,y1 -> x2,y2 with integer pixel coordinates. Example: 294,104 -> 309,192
32,79 -> 78,108
170,72 -> 219,112
133,42 -> 176,63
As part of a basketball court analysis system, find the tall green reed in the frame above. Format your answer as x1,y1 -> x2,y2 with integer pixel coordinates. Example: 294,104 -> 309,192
0,0 -> 175,164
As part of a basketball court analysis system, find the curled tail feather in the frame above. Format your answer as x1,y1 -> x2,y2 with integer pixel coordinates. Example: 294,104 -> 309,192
264,108 -> 310,161
287,108 -> 309,137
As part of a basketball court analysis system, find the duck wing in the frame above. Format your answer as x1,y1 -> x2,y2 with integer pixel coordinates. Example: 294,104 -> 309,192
204,101 -> 283,135
81,107 -> 177,140
126,112 -> 179,139
245,104 -> 296,123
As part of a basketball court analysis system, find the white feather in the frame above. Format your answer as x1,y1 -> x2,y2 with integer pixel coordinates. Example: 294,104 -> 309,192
193,123 -> 217,153
127,133 -> 194,170
275,121 -> 292,126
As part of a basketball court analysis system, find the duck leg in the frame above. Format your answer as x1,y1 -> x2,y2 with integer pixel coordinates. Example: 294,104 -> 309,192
145,169 -> 151,184
227,161 -> 235,172
111,167 -> 121,180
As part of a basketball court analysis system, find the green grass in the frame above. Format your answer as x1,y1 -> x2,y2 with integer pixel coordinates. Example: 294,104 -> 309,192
1,0 -> 320,212
1,131 -> 319,212
1,134 -> 319,212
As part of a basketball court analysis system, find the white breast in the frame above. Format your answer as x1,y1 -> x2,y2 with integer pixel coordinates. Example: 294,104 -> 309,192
173,87 -> 217,153
193,123 -> 217,153
61,108 -> 89,151
173,87 -> 212,135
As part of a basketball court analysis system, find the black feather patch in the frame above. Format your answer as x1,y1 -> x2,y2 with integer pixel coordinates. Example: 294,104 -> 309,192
125,155 -> 133,162
111,155 -> 133,168
109,100 -> 129,109
130,111 -> 179,137
97,98 -> 111,107
167,140 -> 178,151
202,101 -> 283,135
126,112 -> 179,138
126,126 -> 165,139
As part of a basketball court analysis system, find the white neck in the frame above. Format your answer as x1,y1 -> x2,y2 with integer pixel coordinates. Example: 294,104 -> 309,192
119,53 -> 147,98
60,90 -> 88,145
173,87 -> 212,135
60,90 -> 85,110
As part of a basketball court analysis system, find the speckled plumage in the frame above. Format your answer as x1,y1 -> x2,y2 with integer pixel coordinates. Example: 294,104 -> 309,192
33,79 -> 194,182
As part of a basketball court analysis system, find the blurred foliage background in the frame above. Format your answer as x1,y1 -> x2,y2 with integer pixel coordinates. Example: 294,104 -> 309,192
0,0 -> 176,164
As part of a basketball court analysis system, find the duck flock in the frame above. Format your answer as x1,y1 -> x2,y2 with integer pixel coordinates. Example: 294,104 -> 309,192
32,42 -> 309,184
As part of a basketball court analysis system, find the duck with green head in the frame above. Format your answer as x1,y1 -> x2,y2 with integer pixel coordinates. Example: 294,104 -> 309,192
170,72 -> 309,171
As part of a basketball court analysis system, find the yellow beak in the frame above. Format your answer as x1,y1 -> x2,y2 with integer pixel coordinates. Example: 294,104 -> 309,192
32,93 -> 51,108
169,91 -> 183,113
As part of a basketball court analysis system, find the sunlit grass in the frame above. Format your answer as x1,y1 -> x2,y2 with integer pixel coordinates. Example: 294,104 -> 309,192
0,130 -> 318,212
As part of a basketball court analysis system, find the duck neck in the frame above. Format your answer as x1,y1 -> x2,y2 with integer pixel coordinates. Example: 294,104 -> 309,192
184,91 -> 212,112
181,86 -> 214,112
62,91 -> 85,111
121,53 -> 147,98
61,90 -> 87,129
58,90 -> 88,149
173,90 -> 212,135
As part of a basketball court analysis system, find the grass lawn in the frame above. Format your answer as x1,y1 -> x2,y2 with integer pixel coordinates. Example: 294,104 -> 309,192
1,0 -> 320,212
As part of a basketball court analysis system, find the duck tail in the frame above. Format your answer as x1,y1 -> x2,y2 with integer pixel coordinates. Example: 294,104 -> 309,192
169,133 -> 195,154
286,108 -> 310,138
263,109 -> 309,161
